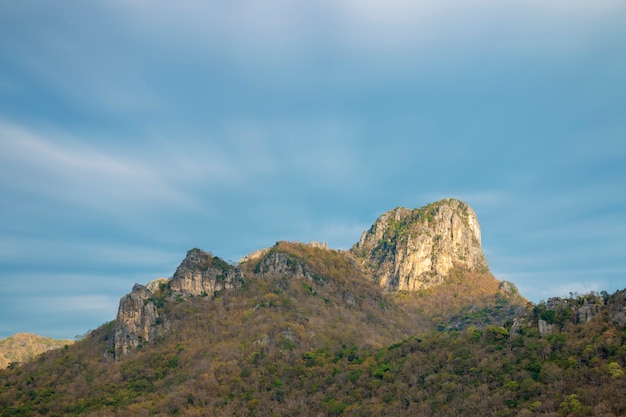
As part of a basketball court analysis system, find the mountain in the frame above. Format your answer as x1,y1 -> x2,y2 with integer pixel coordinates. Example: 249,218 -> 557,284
352,199 -> 487,291
0,333 -> 73,369
108,198 -> 523,359
5,198 -> 591,416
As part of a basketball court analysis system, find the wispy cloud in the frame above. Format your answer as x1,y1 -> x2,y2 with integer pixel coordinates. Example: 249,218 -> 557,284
1,0 -> 624,339
0,120 -> 238,212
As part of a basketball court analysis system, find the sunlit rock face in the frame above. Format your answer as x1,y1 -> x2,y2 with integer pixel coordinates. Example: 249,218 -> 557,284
352,199 -> 488,291
109,200 -> 492,358
110,249 -> 243,359
112,283 -> 168,358
170,248 -> 243,296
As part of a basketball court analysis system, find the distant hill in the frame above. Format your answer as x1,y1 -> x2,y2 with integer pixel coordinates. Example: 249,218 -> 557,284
0,333 -> 73,369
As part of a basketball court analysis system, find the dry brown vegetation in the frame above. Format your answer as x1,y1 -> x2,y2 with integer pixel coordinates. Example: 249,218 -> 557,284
0,333 -> 73,369
0,242 -> 572,417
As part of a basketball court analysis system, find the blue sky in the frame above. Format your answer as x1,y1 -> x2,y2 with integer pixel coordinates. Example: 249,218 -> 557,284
1,0 -> 625,339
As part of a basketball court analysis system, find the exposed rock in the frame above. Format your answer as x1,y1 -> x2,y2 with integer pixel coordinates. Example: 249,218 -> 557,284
254,334 -> 270,346
108,200 -> 522,359
240,241 -> 328,264
307,241 -> 328,250
111,284 -> 168,358
254,250 -> 313,281
538,319 -> 553,337
546,297 -> 567,312
146,277 -> 169,293
281,328 -> 295,341
577,298 -> 601,324
612,309 -> 626,327
170,248 -> 244,296
509,318 -> 524,338
240,247 -> 271,264
542,295 -> 605,326
352,199 -> 488,291
499,281 -> 519,297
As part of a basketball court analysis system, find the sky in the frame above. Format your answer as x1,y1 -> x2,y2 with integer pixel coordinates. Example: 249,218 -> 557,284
1,0 -> 625,339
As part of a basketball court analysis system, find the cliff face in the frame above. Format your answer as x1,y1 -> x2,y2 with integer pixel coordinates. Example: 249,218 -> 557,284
110,282 -> 168,358
109,199 -> 515,358
170,248 -> 244,296
352,199 -> 488,291
109,249 -> 244,359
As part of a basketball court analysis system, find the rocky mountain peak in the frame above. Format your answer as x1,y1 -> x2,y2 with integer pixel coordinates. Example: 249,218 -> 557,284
109,249 -> 245,359
170,248 -> 243,296
109,282 -> 169,358
108,200 -> 507,358
352,198 -> 488,291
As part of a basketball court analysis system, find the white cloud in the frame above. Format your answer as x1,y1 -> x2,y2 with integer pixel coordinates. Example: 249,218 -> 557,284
0,120 -> 242,212
98,0 -> 626,71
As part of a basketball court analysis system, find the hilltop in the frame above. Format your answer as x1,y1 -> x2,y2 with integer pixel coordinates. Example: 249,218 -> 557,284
106,198 -> 523,359
0,333 -> 73,369
7,198 -> 597,416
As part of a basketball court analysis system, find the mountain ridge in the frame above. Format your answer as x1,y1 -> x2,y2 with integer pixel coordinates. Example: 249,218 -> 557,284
107,198 -> 524,359
3,198 -> 626,416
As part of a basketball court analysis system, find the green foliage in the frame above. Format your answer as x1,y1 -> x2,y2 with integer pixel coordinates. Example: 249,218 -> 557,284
559,394 -> 583,416
541,309 -> 556,324
608,361 -> 624,379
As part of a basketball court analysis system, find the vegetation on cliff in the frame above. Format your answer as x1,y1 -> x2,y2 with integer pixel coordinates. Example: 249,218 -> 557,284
0,286 -> 624,416
5,200 -> 618,416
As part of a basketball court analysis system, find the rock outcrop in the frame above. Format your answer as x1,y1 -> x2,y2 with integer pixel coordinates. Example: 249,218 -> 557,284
170,248 -> 243,296
109,249 -> 243,359
253,250 -> 313,280
108,200 -> 518,358
110,282 -> 168,358
538,319 -> 553,337
352,199 -> 488,291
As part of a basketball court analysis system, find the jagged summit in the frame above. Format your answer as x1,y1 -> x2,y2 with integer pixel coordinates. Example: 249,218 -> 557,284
6,200 -> 626,417
352,198 -> 488,291
108,199 -> 522,358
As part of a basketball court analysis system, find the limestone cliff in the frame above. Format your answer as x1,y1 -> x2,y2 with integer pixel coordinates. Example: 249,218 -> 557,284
170,248 -> 244,296
352,199 -> 488,291
109,201 -> 514,358
110,282 -> 168,357
109,249 -> 243,358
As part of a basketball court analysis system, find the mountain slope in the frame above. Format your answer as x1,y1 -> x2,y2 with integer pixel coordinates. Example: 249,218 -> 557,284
109,241 -> 430,360
1,287 -> 624,416
0,198 -> 538,416
108,199 -> 523,359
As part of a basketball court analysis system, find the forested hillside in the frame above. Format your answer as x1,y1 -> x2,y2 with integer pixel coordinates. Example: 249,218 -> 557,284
0,287 -> 624,416
1,200 -> 620,416
0,240 -> 526,416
